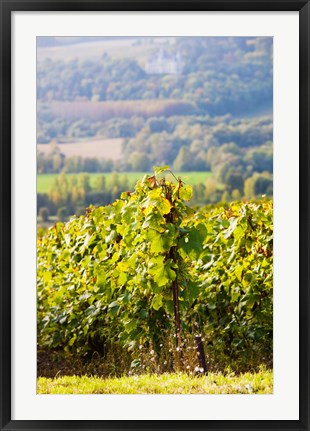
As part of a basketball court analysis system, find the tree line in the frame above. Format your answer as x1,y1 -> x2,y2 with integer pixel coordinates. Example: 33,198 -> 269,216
38,172 -> 130,222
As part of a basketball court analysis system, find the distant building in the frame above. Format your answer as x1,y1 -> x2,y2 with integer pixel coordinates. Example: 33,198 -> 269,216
144,48 -> 184,75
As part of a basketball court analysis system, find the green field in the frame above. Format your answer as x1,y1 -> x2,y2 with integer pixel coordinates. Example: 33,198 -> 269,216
37,171 -> 212,194
37,370 -> 273,394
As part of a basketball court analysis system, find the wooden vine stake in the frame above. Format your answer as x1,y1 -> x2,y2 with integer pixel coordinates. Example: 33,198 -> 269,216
194,335 -> 208,375
163,176 -> 182,371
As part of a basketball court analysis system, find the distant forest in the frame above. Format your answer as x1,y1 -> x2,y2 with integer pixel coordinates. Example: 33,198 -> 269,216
38,37 -> 272,111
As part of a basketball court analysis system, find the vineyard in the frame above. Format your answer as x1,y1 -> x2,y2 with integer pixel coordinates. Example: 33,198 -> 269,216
37,168 -> 273,381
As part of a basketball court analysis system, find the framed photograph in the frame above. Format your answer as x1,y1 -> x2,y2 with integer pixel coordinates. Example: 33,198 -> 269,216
1,1 -> 309,430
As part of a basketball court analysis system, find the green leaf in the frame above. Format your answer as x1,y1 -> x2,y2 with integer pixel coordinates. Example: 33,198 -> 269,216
105,230 -> 116,243
118,291 -> 132,304
124,319 -> 137,332
146,229 -> 175,253
164,300 -> 174,314
68,334 -> 77,346
138,309 -> 149,319
243,294 -> 259,309
231,288 -> 240,302
85,305 -> 96,316
130,359 -> 141,369
151,263 -> 176,287
148,255 -> 165,270
179,226 -> 203,259
97,270 -> 107,288
223,218 -> 238,239
151,294 -> 163,310
108,301 -> 120,316
142,212 -> 165,232
185,280 -> 200,304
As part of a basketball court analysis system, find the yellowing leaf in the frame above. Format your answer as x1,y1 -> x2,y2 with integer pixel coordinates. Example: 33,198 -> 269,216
234,226 -> 245,242
156,197 -> 172,215
154,165 -> 170,176
235,265 -> 243,281
118,272 -> 127,285
179,185 -> 192,201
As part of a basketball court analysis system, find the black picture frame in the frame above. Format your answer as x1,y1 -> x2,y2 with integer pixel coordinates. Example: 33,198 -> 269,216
1,1 -> 309,430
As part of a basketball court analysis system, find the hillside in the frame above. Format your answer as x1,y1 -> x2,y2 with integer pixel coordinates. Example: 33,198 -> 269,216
37,36 -> 273,210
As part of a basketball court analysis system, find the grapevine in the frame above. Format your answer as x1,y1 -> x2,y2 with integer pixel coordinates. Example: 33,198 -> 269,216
37,168 -> 273,373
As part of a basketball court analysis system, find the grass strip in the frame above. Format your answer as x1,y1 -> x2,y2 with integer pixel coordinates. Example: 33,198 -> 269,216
38,370 -> 273,394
